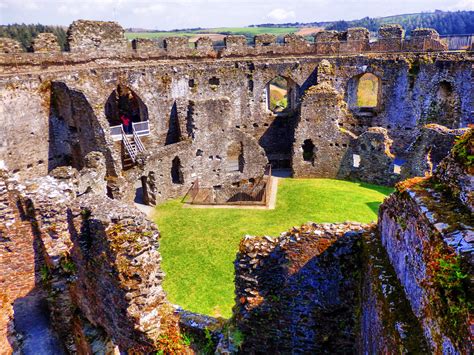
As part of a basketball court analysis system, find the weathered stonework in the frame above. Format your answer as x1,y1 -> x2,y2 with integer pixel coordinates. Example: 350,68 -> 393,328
372,24 -> 404,52
163,37 -> 189,57
234,223 -> 366,353
193,37 -> 215,57
0,38 -> 24,53
233,223 -> 431,353
405,28 -> 448,52
0,153 -> 185,353
132,38 -> 160,53
66,20 -> 129,52
0,20 -> 472,353
31,33 -> 61,53
232,132 -> 473,353
378,136 -> 473,353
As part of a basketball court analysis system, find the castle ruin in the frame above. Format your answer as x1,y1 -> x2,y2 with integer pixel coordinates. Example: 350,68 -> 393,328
0,20 -> 472,353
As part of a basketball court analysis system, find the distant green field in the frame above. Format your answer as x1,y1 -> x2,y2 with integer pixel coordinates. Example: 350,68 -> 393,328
125,27 -> 298,40
203,27 -> 298,35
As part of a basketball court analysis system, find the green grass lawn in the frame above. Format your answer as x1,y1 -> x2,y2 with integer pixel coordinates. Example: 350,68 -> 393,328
154,178 -> 392,318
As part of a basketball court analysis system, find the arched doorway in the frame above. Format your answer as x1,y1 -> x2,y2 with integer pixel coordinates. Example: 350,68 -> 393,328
105,84 -> 150,137
259,76 -> 299,169
171,157 -> 184,184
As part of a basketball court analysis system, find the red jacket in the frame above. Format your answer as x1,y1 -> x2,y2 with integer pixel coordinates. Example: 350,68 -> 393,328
120,115 -> 130,126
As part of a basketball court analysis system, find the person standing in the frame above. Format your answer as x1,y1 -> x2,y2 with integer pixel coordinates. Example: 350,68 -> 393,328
120,114 -> 131,134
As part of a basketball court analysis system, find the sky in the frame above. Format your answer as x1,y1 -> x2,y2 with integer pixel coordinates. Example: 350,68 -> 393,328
0,0 -> 472,30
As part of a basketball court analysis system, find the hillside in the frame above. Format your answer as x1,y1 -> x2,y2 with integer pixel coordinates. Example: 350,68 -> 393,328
325,10 -> 474,35
126,10 -> 473,43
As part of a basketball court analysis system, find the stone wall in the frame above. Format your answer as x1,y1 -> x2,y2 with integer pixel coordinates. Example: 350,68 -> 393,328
31,33 -> 61,53
233,222 -> 430,353
0,153 -> 184,353
232,131 -> 473,353
234,223 -> 365,353
66,20 -> 129,52
0,21 -> 456,59
0,23 -> 471,202
378,134 -> 473,353
0,38 -> 24,53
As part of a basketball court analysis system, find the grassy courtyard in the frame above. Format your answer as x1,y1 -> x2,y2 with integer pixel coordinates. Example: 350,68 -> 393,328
154,178 -> 392,318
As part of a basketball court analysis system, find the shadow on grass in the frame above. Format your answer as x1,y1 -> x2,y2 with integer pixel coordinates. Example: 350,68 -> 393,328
356,181 -> 394,195
366,201 -> 382,215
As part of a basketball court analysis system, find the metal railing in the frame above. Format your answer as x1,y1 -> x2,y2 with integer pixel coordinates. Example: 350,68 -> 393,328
183,164 -> 272,206
110,124 -> 123,141
133,129 -> 146,153
132,121 -> 151,136
110,121 -> 150,141
121,126 -> 137,162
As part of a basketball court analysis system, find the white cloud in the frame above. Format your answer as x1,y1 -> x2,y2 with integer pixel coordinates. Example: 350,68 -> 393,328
132,4 -> 166,15
58,5 -> 80,16
267,8 -> 296,21
446,0 -> 474,10
23,0 -> 39,10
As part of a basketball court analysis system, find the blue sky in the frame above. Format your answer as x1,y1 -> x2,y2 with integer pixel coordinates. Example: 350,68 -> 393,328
0,0 -> 472,29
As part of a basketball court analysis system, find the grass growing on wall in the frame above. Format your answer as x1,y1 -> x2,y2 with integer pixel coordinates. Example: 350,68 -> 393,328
155,178 -> 392,318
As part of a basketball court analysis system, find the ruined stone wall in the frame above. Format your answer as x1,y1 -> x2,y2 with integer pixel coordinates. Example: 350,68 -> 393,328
378,136 -> 473,353
0,152 -> 183,353
0,80 -> 51,177
234,223 -> 365,353
67,20 -> 129,52
31,33 -> 61,53
0,34 -> 471,201
0,38 -> 24,54
233,222 -> 430,353
232,131 -> 473,353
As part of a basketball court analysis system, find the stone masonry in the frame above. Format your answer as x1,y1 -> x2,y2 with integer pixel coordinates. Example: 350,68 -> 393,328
0,19 -> 472,353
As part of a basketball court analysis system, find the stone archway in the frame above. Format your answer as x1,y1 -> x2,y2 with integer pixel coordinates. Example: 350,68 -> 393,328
104,84 -> 149,127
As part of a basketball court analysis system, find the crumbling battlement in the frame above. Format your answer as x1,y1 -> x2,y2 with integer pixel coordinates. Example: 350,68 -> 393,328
0,20 -> 459,62
66,20 -> 129,52
30,33 -> 61,53
0,38 -> 24,54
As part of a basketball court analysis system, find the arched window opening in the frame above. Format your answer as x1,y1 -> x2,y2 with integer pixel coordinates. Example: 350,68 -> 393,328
171,157 -> 184,184
105,84 -> 149,127
427,80 -> 458,128
302,139 -> 315,162
267,76 -> 289,113
166,102 -> 181,145
227,142 -> 244,173
356,73 -> 379,108
437,81 -> 453,101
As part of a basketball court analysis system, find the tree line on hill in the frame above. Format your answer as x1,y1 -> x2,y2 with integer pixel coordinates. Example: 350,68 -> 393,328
0,24 -> 67,51
252,10 -> 474,36
325,11 -> 474,35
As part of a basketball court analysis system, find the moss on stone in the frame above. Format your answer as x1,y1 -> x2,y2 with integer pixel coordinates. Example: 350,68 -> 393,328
452,129 -> 473,168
